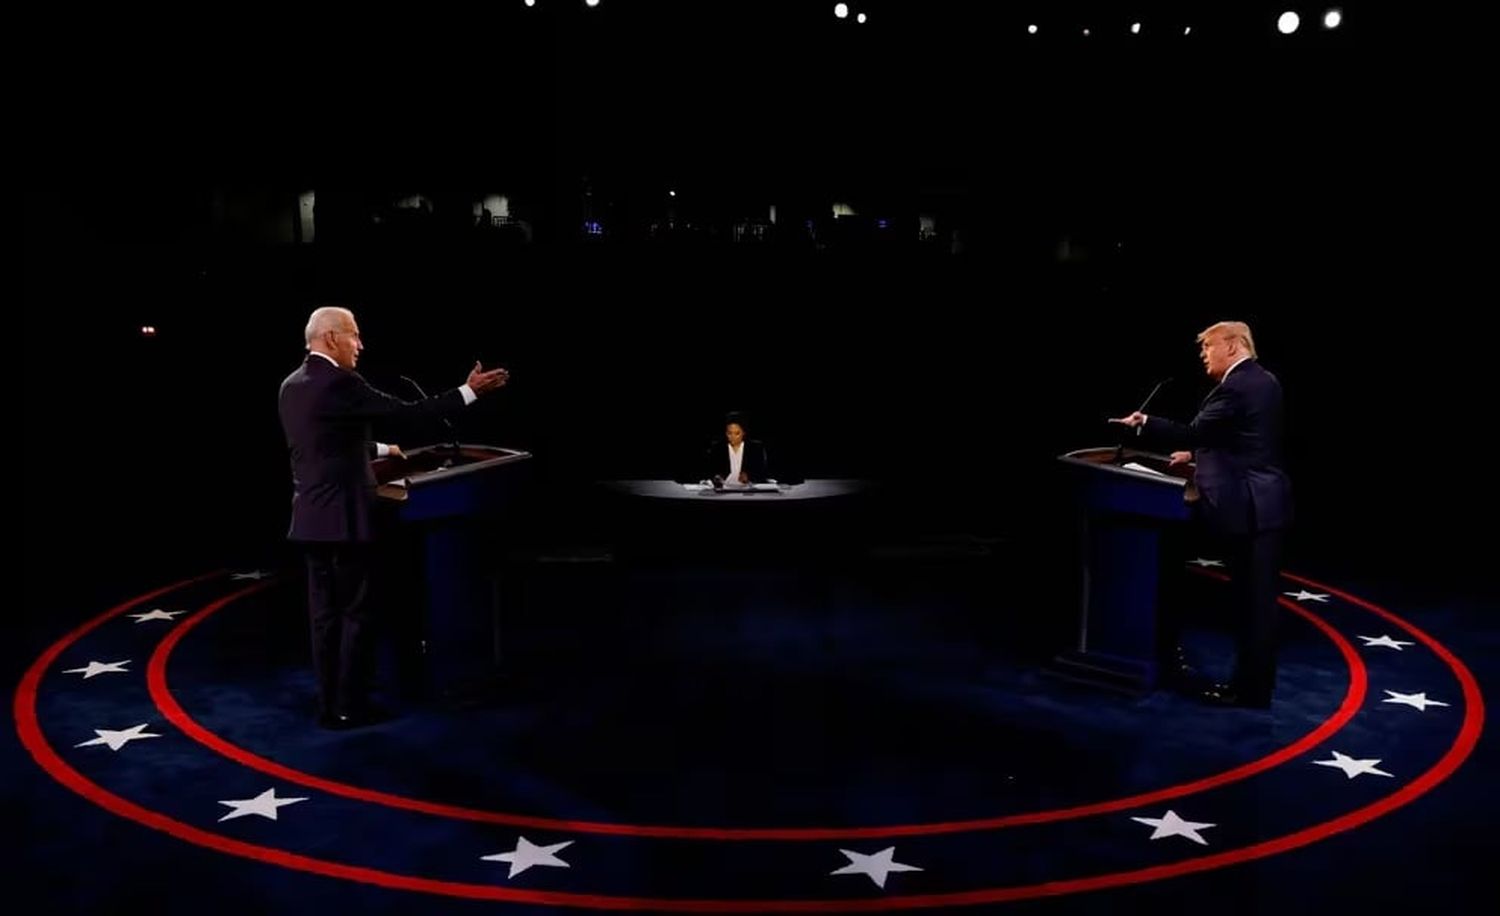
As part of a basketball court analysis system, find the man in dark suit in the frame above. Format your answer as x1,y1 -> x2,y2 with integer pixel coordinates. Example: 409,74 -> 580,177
278,306 -> 508,728
703,412 -> 770,486
1113,321 -> 1292,708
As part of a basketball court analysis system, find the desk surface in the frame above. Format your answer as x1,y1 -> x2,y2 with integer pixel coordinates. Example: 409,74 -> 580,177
599,479 -> 872,502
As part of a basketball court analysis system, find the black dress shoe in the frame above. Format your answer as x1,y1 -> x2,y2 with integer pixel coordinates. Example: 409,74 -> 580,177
318,703 -> 394,730
1163,646 -> 1204,690
1198,682 -> 1272,709
317,711 -> 353,730
341,703 -> 396,727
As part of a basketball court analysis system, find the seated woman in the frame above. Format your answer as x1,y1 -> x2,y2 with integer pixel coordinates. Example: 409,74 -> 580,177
702,412 -> 770,487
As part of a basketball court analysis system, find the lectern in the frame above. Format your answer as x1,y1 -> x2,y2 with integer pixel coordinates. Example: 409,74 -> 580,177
372,444 -> 532,697
1055,447 -> 1193,691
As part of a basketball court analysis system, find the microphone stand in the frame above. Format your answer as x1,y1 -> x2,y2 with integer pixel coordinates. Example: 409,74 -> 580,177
400,375 -> 461,466
1116,377 -> 1172,464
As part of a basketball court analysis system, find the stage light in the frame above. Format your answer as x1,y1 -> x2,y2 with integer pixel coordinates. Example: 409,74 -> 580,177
857,12 -> 866,24
1278,11 -> 1301,34
834,3 -> 848,19
1027,24 -> 1038,35
1323,9 -> 1342,29
1131,23 -> 1141,35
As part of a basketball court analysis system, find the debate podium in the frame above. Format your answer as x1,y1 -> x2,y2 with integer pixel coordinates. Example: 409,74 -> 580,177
372,443 -> 532,699
1054,446 -> 1194,692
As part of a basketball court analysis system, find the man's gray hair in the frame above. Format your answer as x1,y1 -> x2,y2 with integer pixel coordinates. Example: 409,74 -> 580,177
304,306 -> 354,348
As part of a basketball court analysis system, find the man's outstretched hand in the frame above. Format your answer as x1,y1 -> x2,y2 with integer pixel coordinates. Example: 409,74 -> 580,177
466,362 -> 509,394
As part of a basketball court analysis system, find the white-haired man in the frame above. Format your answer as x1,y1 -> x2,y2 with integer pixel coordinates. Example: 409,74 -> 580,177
278,306 -> 508,728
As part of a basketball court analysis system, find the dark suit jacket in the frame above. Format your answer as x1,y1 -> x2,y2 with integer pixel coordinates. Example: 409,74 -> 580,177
1145,359 -> 1293,536
278,355 -> 466,542
704,439 -> 770,483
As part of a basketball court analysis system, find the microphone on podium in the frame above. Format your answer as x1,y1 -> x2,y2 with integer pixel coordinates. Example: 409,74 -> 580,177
1133,377 -> 1173,434
1114,377 -> 1172,462
400,375 -> 461,459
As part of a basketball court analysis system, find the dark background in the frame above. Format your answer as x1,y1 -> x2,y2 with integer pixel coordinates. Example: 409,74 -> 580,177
22,1 -> 1489,609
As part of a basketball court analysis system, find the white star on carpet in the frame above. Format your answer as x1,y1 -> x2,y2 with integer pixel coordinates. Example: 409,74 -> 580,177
230,570 -> 271,580
1313,751 -> 1394,779
1130,810 -> 1217,845
218,788 -> 308,822
481,837 -> 574,878
830,847 -> 923,889
1357,634 -> 1414,651
1382,690 -> 1450,712
1283,590 -> 1330,602
62,660 -> 130,679
74,723 -> 161,751
128,609 -> 185,623
1187,558 -> 1225,568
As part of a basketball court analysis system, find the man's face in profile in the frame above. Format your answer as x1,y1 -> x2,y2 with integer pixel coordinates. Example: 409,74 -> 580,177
725,423 -> 745,448
1199,332 -> 1236,380
328,317 -> 364,370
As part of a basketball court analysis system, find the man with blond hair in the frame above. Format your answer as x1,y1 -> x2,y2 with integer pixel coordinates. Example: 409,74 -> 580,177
1112,320 -> 1292,708
279,306 -> 509,728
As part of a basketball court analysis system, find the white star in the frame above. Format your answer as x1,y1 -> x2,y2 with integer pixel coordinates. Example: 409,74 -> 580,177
1283,590 -> 1330,602
74,723 -> 161,751
1130,810 -> 1217,845
1358,634 -> 1415,651
830,847 -> 923,889
1187,558 -> 1225,568
128,608 -> 185,623
1382,690 -> 1450,712
230,570 -> 270,580
1313,751 -> 1395,779
217,788 -> 308,822
480,837 -> 574,879
62,660 -> 131,679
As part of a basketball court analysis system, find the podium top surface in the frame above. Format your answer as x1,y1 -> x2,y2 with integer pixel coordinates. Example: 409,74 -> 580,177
1058,447 -> 1191,489
373,444 -> 532,499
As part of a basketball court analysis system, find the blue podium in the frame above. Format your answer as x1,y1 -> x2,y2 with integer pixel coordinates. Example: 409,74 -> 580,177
1055,447 -> 1193,692
373,443 -> 532,698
